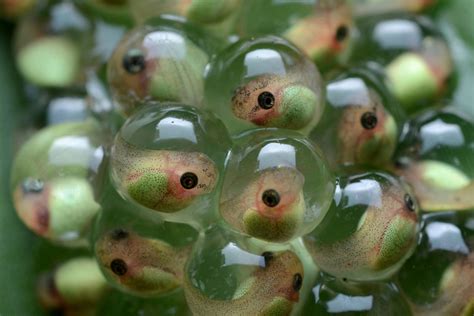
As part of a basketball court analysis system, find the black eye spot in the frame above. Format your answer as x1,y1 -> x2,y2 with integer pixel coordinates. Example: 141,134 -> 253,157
360,112 -> 378,130
258,91 -> 275,110
111,229 -> 129,240
180,172 -> 198,190
335,25 -> 349,42
404,194 -> 416,212
262,189 -> 280,207
123,49 -> 146,74
261,251 -> 274,266
22,178 -> 44,194
342,277 -> 348,282
293,273 -> 303,292
110,259 -> 128,276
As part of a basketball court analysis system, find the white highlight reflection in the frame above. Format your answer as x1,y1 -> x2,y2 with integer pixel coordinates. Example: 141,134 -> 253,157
144,31 -> 186,59
420,119 -> 464,153
327,78 -> 370,108
257,143 -> 296,170
426,222 -> 469,254
344,179 -> 382,208
373,20 -> 422,50
222,243 -> 265,267
155,117 -> 197,143
49,136 -> 94,168
245,49 -> 286,77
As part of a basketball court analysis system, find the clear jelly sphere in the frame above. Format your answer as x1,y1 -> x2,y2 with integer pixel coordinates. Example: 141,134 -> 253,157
301,272 -> 412,315
107,16 -> 213,116
304,171 -> 420,281
10,119 -> 105,246
351,14 -> 454,113
398,211 -> 474,315
109,104 -> 231,223
14,0 -> 93,88
395,109 -> 474,211
205,35 -> 324,136
310,65 -> 404,170
237,0 -> 353,67
93,182 -> 199,297
184,225 -> 304,316
219,129 -> 334,243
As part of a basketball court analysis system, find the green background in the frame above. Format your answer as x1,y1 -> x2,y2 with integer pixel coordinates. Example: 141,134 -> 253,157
1,0 -> 473,314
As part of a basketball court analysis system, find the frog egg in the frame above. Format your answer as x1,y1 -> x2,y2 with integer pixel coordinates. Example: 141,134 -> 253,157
310,65 -> 404,170
93,189 -> 199,297
184,225 -> 304,316
304,171 -> 420,281
395,109 -> 474,211
219,129 -> 334,243
398,212 -> 474,315
301,272 -> 412,315
109,104 -> 231,221
107,16 -> 213,116
237,0 -> 354,67
14,0 -> 92,88
351,15 -> 454,113
205,36 -> 324,136
130,0 -> 240,26
352,0 -> 438,16
10,119 -> 105,247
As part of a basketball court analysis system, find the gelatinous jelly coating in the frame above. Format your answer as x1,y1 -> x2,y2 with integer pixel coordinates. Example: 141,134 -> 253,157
184,250 -> 304,316
95,228 -> 190,297
352,0 -> 437,16
237,0 -> 353,66
111,139 -> 218,212
301,273 -> 412,315
37,257 -> 108,309
395,110 -> 474,211
310,70 -> 400,170
220,129 -> 334,242
351,15 -> 453,111
107,20 -> 209,116
305,172 -> 420,281
130,0 -> 240,25
13,177 -> 100,246
205,36 -> 324,135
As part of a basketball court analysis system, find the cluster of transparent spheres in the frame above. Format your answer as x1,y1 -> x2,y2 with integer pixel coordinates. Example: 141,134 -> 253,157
9,0 -> 474,315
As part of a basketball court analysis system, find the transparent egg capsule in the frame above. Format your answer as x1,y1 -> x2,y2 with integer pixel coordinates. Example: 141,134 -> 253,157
398,212 -> 474,315
352,0 -> 439,16
237,0 -> 353,67
130,0 -> 240,26
14,0 -> 93,88
351,15 -> 454,113
93,186 -> 199,298
219,129 -> 334,243
10,119 -> 105,247
37,257 -> 108,313
304,171 -> 420,282
395,109 -> 474,211
109,104 -> 231,222
205,36 -> 324,136
0,0 -> 37,20
310,65 -> 404,170
107,16 -> 213,116
184,225 -> 304,316
301,272 -> 412,315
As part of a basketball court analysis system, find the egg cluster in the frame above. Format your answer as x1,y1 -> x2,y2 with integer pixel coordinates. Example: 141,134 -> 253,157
5,0 -> 474,315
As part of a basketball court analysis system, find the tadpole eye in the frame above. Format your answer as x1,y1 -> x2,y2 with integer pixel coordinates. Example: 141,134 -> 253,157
110,259 -> 128,276
111,229 -> 129,240
335,25 -> 349,42
180,172 -> 198,190
123,49 -> 146,74
293,273 -> 303,292
404,194 -> 416,212
21,178 -> 44,194
360,111 -> 378,130
261,251 -> 274,266
262,189 -> 280,207
258,91 -> 275,110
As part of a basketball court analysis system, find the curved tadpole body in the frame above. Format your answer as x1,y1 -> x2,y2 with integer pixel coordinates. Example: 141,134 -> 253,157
220,167 -> 306,243
231,75 -> 320,131
112,139 -> 218,213
305,173 -> 420,281
95,229 -> 190,297
283,0 -> 353,65
184,250 -> 304,316
413,252 -> 474,316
